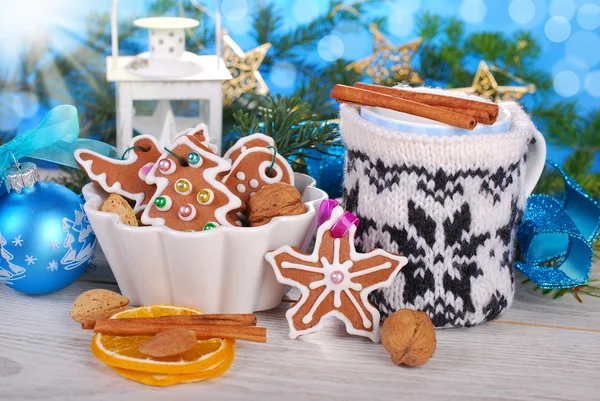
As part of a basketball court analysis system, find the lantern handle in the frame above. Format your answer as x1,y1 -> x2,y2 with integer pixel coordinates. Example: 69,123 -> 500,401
110,0 -> 222,69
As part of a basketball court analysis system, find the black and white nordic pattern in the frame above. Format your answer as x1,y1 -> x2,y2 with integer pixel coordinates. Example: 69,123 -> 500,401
339,98 -> 539,327
343,149 -> 525,327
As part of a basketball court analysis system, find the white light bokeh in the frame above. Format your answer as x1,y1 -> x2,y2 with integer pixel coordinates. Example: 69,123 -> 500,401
549,0 -> 576,20
544,16 -> 571,42
459,0 -> 487,24
553,70 -> 580,97
12,92 -> 39,119
318,35 -> 344,62
221,0 -> 248,21
270,61 -> 297,89
577,3 -> 600,30
585,71 -> 600,97
509,0 -> 536,24
388,9 -> 415,37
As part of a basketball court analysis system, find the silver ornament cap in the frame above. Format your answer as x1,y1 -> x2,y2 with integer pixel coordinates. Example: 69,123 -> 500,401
3,162 -> 40,194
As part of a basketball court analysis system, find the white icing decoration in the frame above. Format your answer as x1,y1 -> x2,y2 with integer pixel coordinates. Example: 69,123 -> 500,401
197,189 -> 214,205
250,192 -> 255,198
236,171 -> 246,180
264,206 -> 408,343
222,133 -> 275,161
221,147 -> 295,189
174,179 -> 193,195
74,134 -> 160,215
249,179 -> 259,188
156,195 -> 172,211
236,184 -> 246,193
235,220 -> 243,227
259,161 -> 283,184
178,204 -> 197,221
142,136 -> 241,227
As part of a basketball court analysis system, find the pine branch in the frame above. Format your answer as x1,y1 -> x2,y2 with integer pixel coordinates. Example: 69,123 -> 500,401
230,95 -> 340,163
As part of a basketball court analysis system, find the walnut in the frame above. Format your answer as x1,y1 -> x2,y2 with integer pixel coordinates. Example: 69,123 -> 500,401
247,183 -> 305,226
381,309 -> 436,367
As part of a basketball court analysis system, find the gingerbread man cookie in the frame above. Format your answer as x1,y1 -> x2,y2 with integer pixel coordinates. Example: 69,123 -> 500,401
142,133 -> 242,231
222,147 -> 294,207
223,133 -> 275,164
75,135 -> 162,214
265,200 -> 408,342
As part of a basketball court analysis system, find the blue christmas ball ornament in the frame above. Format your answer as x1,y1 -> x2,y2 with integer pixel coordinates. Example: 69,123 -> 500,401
0,162 -> 96,295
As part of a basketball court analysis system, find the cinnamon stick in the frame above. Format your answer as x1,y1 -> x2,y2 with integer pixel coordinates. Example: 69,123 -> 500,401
82,314 -> 257,330
354,82 -> 499,122
436,106 -> 491,124
93,319 -> 267,343
332,84 -> 477,130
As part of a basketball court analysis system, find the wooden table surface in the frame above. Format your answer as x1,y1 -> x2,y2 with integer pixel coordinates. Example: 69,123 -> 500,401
1,250 -> 599,401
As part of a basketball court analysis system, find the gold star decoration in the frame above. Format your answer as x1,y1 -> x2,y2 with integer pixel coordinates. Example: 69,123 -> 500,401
449,60 -> 536,102
222,32 -> 271,105
346,24 -> 423,86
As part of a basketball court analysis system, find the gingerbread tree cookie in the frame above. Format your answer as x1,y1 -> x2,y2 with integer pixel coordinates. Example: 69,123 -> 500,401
222,147 -> 294,207
75,135 -> 162,214
141,133 -> 242,231
265,200 -> 408,342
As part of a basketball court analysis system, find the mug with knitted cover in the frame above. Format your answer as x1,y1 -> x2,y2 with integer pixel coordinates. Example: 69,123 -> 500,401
340,95 -> 546,328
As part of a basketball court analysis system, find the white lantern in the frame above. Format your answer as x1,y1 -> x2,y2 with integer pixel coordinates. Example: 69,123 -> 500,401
108,1 -> 231,153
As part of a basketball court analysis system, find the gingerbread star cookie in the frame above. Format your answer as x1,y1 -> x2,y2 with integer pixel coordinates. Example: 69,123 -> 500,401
75,135 -> 162,214
222,146 -> 294,207
141,132 -> 243,231
265,201 -> 408,342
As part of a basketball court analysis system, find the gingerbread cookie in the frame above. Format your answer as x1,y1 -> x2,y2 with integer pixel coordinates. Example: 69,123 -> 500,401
222,147 -> 294,207
265,200 -> 408,342
75,135 -> 162,214
177,124 -> 219,155
223,133 -> 275,163
142,133 -> 243,231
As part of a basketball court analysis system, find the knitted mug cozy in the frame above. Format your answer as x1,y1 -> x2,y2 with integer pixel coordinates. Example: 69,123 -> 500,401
340,99 -> 541,328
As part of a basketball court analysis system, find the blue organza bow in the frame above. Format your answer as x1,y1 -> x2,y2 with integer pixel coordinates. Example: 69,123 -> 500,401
516,160 -> 600,289
0,105 -> 117,192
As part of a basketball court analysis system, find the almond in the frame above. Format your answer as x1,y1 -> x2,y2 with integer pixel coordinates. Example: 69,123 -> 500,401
138,328 -> 197,358
70,289 -> 130,323
100,194 -> 138,227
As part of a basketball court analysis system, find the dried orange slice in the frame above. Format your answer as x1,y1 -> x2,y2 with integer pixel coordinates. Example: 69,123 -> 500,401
110,348 -> 235,386
91,305 -> 235,375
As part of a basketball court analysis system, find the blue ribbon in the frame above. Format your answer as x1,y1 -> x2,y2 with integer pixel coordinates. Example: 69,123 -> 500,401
516,160 -> 600,289
0,105 -> 117,192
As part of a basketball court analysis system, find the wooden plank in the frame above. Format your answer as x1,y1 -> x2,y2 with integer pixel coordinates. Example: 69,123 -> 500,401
1,266 -> 600,400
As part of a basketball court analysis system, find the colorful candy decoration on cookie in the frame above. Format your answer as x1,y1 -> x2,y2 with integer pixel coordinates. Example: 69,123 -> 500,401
222,139 -> 294,206
142,131 -> 243,231
75,135 -> 162,214
265,200 -> 408,342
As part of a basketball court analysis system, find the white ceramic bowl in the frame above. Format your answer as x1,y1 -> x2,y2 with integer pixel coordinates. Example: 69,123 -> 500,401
82,173 -> 328,313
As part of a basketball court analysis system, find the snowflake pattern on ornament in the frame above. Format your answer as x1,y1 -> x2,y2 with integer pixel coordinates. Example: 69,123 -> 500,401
265,205 -> 408,342
47,260 -> 58,272
25,255 -> 37,265
12,235 -> 23,247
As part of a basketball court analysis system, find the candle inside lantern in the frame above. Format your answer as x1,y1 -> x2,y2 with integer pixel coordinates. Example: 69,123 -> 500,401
133,17 -> 199,60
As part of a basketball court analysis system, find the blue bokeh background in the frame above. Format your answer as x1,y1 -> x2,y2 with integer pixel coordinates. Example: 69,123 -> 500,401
0,0 -> 598,169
